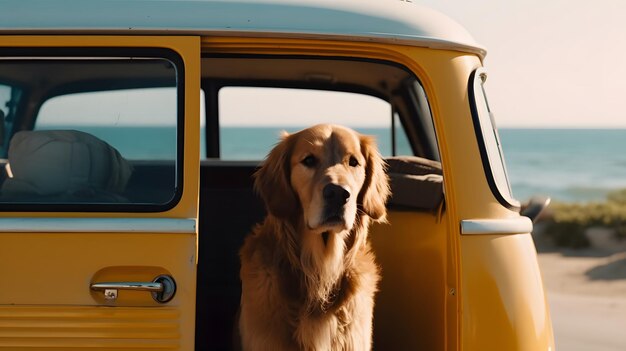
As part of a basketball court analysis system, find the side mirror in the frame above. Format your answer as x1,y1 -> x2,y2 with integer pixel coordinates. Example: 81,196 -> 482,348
520,196 -> 551,223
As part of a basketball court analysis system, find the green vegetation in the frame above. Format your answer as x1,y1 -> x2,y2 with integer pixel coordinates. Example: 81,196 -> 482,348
542,189 -> 626,248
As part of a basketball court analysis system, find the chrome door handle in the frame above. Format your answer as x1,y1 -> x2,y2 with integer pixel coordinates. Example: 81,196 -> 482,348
91,281 -> 163,291
90,274 -> 176,303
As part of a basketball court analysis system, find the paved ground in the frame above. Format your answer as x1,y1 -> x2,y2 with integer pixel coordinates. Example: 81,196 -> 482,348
537,250 -> 626,351
548,292 -> 626,351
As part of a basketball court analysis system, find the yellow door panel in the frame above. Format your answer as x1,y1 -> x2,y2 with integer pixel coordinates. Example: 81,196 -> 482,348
0,233 -> 196,306
0,36 -> 200,350
371,210 -> 449,350
0,306 -> 180,350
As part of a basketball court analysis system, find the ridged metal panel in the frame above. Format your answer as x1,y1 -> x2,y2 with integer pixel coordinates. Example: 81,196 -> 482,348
0,306 -> 180,349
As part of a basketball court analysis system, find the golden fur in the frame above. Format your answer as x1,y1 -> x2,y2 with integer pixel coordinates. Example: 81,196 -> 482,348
239,124 -> 390,351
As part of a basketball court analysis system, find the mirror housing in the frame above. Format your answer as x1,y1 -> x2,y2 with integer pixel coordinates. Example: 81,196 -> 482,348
520,196 -> 551,223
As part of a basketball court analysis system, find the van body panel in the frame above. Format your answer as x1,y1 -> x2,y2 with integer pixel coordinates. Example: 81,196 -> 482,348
0,0 -> 486,58
197,37 -> 554,350
460,233 -> 555,350
0,4 -> 555,348
0,35 -> 200,350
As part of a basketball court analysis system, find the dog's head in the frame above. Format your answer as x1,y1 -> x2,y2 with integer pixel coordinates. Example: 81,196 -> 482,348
255,124 -> 390,233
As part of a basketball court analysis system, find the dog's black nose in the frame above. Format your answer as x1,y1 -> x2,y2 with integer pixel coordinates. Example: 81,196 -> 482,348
323,184 -> 350,204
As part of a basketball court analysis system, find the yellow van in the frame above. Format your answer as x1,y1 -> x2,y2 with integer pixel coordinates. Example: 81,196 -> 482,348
0,0 -> 554,350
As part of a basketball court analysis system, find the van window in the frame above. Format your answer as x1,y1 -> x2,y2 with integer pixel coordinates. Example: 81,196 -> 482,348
217,87 -> 412,160
0,84 -> 20,155
0,84 -> 10,117
37,88 -> 177,160
469,68 -> 519,209
0,54 -> 183,210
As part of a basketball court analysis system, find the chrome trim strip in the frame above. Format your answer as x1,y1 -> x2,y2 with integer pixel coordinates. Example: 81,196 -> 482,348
0,218 -> 196,233
461,217 -> 533,235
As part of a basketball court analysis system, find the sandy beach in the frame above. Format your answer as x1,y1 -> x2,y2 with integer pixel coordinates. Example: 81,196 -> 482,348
537,249 -> 626,350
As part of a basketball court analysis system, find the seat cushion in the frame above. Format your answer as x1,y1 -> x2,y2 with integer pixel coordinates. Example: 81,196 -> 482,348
386,156 -> 444,211
2,130 -> 132,200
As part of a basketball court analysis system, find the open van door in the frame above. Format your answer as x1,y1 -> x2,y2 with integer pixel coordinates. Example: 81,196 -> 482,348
0,36 -> 200,350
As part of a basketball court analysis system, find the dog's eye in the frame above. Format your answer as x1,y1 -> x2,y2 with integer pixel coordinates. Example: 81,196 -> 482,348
301,155 -> 318,168
349,156 -> 359,167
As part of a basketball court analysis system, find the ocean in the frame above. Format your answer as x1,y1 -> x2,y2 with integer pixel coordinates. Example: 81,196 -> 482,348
39,126 -> 626,203
499,129 -> 626,203
220,127 -> 626,203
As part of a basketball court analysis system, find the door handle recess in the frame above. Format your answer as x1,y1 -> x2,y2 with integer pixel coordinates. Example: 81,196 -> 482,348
90,274 -> 176,303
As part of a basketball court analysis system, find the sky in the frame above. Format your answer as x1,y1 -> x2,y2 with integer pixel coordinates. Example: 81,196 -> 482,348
419,0 -> 626,128
218,0 -> 626,128
24,1 -> 626,129
220,87 -> 391,127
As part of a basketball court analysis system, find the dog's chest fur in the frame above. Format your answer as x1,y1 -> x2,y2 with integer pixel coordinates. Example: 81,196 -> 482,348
239,218 -> 380,351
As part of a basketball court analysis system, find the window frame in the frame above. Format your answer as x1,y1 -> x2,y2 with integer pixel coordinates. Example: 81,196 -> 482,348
468,67 -> 520,210
200,54 -> 440,161
0,47 -> 185,213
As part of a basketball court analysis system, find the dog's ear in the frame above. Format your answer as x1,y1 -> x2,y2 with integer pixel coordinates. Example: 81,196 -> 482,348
254,132 -> 298,219
357,135 -> 391,221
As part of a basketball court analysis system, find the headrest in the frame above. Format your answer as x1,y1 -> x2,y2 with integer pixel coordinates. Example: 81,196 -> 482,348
386,156 -> 444,212
2,130 -> 133,200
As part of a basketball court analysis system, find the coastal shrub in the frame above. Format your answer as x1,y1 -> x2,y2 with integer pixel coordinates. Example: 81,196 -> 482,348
543,220 -> 589,248
541,189 -> 626,248
607,188 -> 626,206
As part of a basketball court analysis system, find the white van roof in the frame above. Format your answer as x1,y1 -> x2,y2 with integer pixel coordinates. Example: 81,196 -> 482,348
0,0 -> 486,58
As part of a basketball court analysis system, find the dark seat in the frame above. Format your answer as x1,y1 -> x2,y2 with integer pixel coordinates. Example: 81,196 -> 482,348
386,156 -> 443,212
196,162 -> 265,350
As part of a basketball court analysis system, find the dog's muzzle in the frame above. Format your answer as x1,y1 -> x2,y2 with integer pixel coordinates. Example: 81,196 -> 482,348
322,183 -> 350,224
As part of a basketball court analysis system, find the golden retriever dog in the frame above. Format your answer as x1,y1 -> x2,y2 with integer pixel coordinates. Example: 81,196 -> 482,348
239,124 -> 390,351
